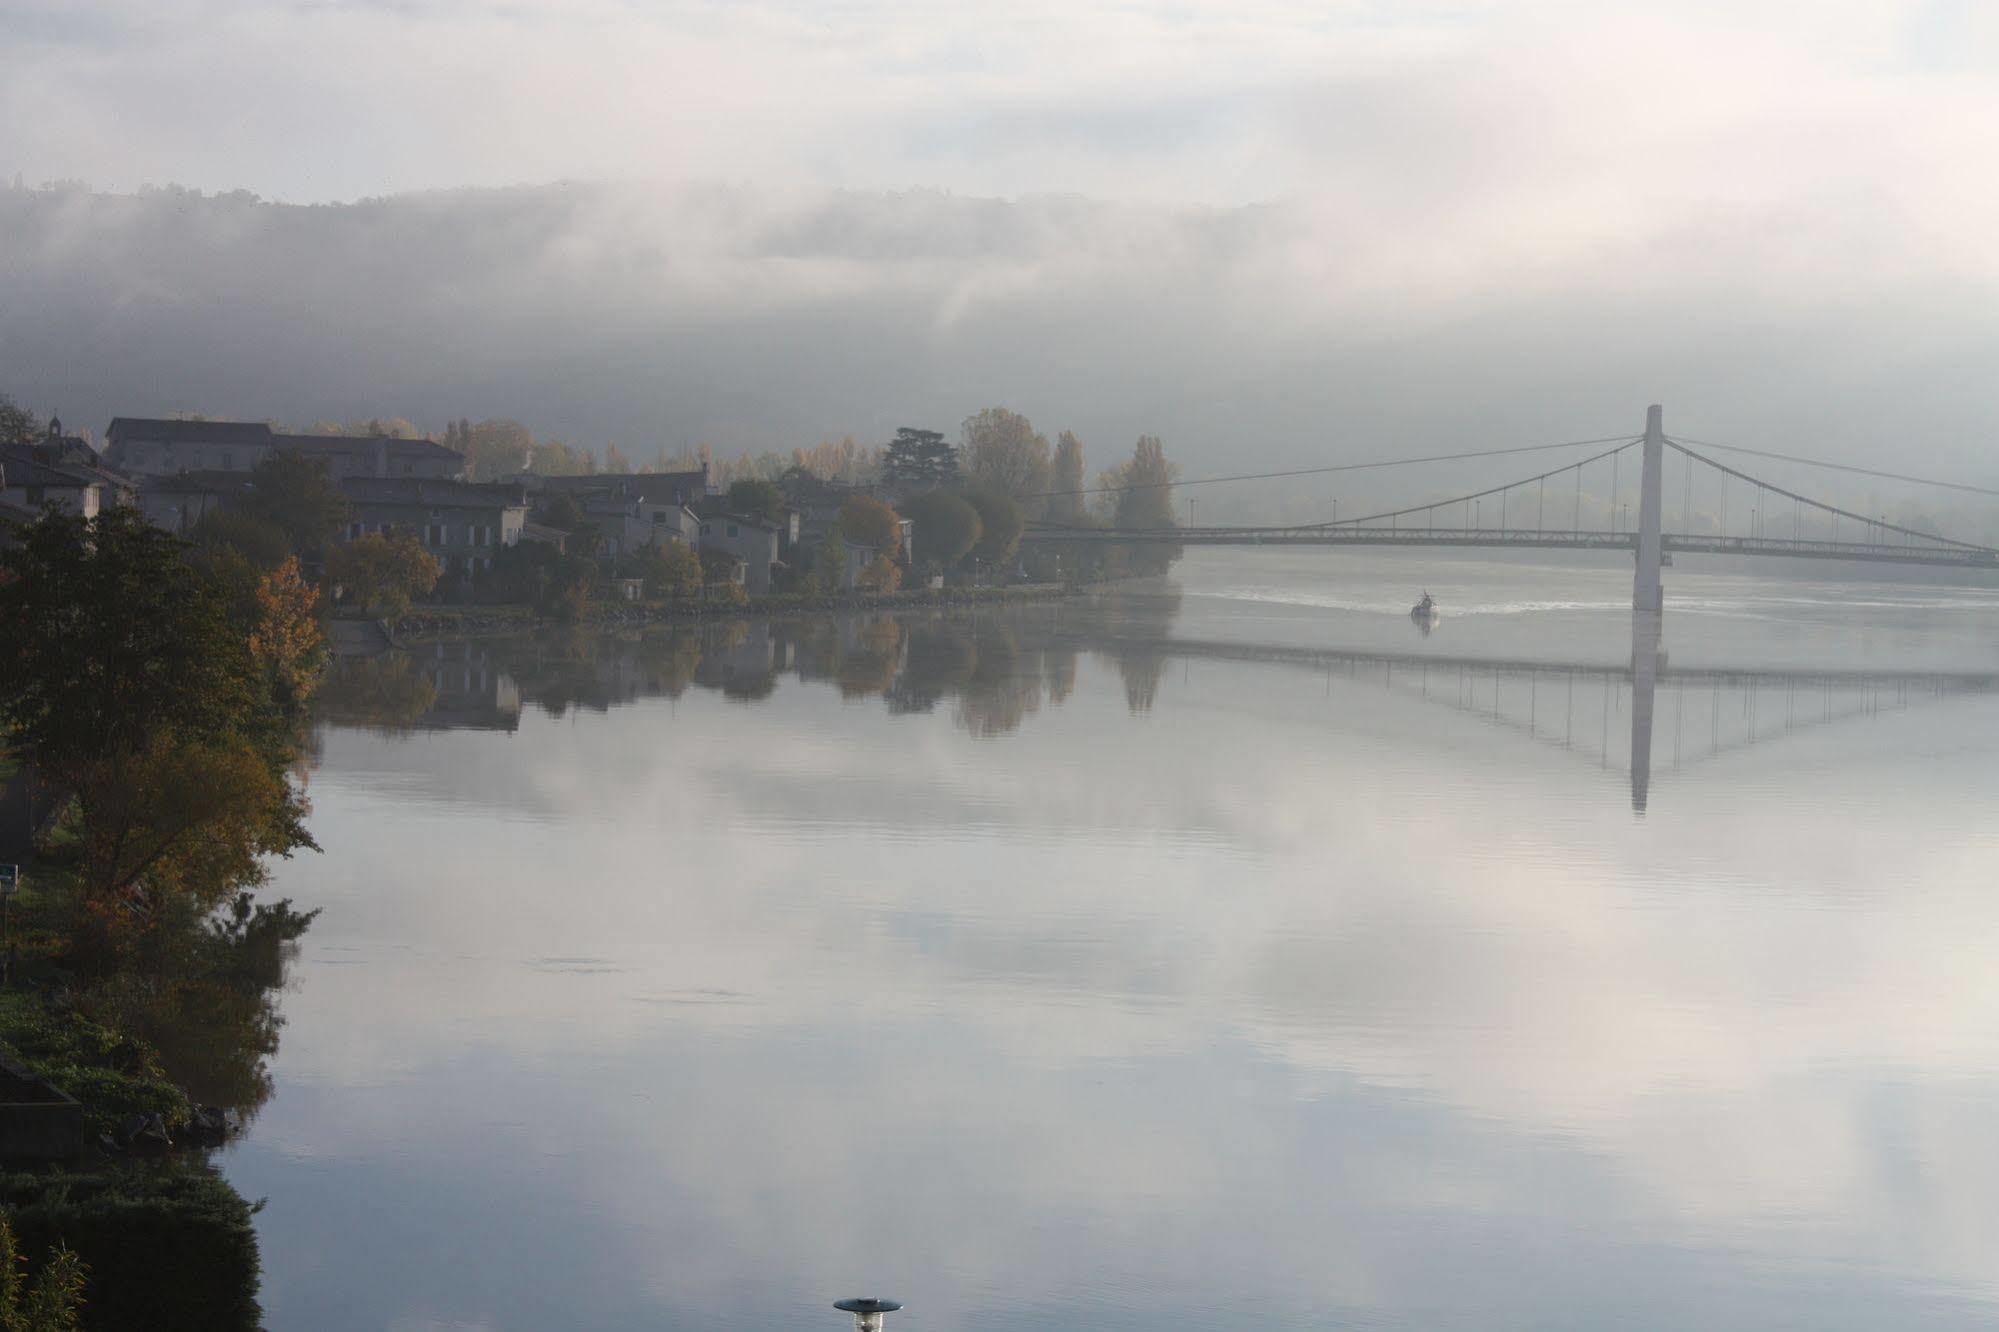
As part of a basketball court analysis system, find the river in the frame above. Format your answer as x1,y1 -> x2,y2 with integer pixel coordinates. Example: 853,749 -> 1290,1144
226,547 -> 1999,1330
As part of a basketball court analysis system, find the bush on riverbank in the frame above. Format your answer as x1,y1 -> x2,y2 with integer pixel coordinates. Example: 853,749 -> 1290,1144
0,1165 -> 261,1331
0,999 -> 190,1140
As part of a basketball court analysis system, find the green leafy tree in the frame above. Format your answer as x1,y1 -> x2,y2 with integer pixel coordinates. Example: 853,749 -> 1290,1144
0,393 -> 39,448
240,451 -> 350,560
325,530 -> 440,616
903,490 -> 982,568
857,554 -> 902,592
880,427 -> 958,489
1102,435 -> 1181,575
545,554 -> 596,620
962,408 -> 1051,510
836,494 -> 902,555
189,510 -> 292,570
1048,431 -> 1087,522
484,540 -> 559,606
464,419 -> 536,479
963,489 -> 1025,566
539,493 -> 586,531
727,479 -> 784,524
811,533 -> 848,593
0,508 -> 318,969
0,508 -> 259,773
637,540 -> 702,597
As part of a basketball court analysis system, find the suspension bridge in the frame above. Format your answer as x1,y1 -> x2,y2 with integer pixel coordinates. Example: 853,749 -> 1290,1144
1024,407 -> 1999,617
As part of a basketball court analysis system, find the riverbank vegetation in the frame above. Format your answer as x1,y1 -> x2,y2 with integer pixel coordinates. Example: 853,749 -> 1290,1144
0,506 -> 323,1329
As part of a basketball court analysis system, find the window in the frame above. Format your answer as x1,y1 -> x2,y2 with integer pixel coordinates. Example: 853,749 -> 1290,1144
727,524 -> 739,538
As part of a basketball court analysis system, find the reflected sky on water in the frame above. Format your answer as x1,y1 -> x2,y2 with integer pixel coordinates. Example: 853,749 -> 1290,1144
228,549 -> 1999,1330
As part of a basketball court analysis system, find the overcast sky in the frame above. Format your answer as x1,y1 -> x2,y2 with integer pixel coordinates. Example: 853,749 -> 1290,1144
2,0 -> 1997,504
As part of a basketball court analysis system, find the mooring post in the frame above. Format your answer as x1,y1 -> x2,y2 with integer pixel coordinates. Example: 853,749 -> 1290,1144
1634,404 -> 1665,617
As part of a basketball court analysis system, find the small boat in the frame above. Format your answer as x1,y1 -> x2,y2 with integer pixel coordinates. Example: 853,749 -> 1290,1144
1410,591 -> 1440,623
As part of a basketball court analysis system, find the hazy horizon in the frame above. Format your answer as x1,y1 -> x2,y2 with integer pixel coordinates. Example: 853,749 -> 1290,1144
5,1 -> 1998,515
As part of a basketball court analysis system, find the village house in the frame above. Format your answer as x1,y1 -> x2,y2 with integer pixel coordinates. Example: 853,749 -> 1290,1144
104,418 -> 465,480
278,433 -> 465,481
522,469 -> 711,557
0,416 -> 138,517
695,511 -> 783,594
336,477 -> 528,579
0,454 -> 104,518
526,468 -> 709,508
135,471 -> 254,532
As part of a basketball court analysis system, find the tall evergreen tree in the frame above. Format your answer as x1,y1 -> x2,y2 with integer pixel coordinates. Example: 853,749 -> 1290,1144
1048,431 -> 1087,522
881,427 -> 958,489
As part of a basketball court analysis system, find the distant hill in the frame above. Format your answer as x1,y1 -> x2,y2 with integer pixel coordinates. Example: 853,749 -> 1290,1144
3,179 -> 1995,519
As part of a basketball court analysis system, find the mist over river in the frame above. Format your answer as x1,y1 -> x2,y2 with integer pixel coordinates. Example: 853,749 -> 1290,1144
228,548 -> 1999,1330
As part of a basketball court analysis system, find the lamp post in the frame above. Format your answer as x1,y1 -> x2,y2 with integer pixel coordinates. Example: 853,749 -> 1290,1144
834,1298 -> 902,1331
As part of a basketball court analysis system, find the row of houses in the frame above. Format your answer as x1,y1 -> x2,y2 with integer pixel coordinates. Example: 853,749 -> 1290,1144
7,415 -> 909,595
104,417 -> 464,481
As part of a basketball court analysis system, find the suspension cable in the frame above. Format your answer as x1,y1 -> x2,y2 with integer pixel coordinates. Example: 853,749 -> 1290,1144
1027,433 -> 1643,501
1665,438 -> 1997,552
1035,439 -> 1641,535
1670,436 -> 1999,500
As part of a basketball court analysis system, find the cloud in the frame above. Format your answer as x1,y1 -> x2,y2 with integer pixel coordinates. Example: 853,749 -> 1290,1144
3,2 -> 1997,518
229,652 -> 1999,1327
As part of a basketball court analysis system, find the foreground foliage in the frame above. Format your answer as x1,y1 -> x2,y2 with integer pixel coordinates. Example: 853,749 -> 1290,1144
0,509 -> 320,975
0,1169 -> 257,1332
0,1216 -> 84,1332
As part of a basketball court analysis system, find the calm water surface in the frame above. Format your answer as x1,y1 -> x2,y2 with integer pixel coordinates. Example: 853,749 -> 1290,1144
228,549 -> 1999,1329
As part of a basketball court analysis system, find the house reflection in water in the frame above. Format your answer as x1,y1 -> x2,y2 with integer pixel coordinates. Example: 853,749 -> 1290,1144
418,642 -> 524,732
315,600 -> 1170,740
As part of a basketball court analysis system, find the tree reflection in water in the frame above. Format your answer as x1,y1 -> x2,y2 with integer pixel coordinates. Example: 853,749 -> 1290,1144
315,656 -> 440,735
316,588 -> 1187,745
89,892 -> 317,1124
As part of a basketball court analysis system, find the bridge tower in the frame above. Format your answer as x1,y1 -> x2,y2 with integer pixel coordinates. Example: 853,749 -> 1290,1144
1629,404 -> 1666,811
1634,404 -> 1665,617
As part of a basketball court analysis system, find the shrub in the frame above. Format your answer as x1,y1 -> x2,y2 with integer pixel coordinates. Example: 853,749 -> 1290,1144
0,1166 -> 260,1331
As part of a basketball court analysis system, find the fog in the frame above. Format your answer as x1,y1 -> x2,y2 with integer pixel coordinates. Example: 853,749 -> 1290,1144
4,0 -> 1998,509
5,179 -> 1997,502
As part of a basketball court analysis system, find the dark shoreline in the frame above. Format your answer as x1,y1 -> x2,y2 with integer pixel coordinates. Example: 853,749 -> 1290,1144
332,582 -> 1089,654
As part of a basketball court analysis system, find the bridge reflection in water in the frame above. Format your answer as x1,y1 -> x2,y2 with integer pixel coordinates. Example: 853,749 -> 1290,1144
1056,623 -> 1999,813
322,595 -> 1999,816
